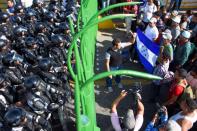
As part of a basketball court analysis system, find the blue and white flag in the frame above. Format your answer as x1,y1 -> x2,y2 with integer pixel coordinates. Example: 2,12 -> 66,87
135,29 -> 160,73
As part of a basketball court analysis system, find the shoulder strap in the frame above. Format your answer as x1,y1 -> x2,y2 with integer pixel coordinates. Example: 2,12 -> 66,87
177,79 -> 187,88
185,84 -> 190,89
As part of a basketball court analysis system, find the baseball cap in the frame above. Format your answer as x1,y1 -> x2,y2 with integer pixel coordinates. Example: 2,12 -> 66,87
162,33 -> 172,40
181,30 -> 191,39
123,109 -> 135,129
162,29 -> 171,35
171,16 -> 181,23
171,10 -> 179,17
149,17 -> 157,23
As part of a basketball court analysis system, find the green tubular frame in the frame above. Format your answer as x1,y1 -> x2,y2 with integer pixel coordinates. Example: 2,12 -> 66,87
81,70 -> 161,93
67,1 -> 161,131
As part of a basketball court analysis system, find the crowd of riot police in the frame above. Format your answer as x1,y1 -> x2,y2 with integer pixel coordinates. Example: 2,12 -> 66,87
0,0 -> 78,130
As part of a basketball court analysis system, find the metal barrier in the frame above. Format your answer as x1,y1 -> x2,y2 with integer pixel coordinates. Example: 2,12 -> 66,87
67,1 -> 162,131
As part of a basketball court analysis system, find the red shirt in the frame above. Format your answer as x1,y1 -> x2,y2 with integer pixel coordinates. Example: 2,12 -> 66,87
155,33 -> 162,45
168,79 -> 186,99
123,0 -> 138,14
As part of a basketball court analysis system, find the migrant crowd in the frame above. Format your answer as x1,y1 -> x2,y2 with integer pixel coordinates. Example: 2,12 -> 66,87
104,0 -> 197,131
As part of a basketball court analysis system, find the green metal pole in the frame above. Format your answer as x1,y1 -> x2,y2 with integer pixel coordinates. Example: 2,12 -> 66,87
75,77 -> 82,131
81,70 -> 162,93
86,2 -> 142,25
68,15 -> 82,131
67,16 -> 85,83
77,7 -> 82,32
67,16 -> 77,80
67,15 -> 75,35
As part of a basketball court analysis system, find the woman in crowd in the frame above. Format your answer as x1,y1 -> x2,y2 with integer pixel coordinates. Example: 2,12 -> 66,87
186,67 -> 197,99
170,97 -> 197,131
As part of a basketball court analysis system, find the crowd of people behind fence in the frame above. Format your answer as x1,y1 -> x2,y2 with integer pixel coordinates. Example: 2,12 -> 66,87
0,0 -> 80,130
99,0 -> 197,131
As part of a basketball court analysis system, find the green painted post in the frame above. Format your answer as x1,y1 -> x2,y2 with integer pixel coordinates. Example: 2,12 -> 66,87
80,1 -> 98,130
67,1 -> 161,131
67,13 -> 136,131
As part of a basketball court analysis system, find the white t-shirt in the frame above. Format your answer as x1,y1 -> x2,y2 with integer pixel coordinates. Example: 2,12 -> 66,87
144,25 -> 159,41
21,0 -> 33,8
111,111 -> 144,131
142,3 -> 157,22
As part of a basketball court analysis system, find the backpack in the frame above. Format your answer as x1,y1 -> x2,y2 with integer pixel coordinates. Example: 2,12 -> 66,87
177,81 -> 194,103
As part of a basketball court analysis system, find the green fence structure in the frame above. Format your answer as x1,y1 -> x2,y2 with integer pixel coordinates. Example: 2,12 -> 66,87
67,1 -> 161,131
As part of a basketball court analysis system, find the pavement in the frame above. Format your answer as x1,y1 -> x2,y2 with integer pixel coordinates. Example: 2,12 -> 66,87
94,25 -> 160,131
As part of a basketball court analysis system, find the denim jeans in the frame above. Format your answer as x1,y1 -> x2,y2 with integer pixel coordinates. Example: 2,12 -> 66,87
102,0 -> 110,9
106,66 -> 121,87
168,0 -> 180,11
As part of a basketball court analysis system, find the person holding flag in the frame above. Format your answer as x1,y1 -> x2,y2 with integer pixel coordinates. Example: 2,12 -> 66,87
105,32 -> 136,92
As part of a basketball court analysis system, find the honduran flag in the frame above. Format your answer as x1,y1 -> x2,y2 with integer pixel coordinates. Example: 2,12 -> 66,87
135,29 -> 160,73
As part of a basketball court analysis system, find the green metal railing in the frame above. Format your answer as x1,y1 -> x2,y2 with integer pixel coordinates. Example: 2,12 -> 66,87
67,1 -> 161,131
81,70 -> 161,93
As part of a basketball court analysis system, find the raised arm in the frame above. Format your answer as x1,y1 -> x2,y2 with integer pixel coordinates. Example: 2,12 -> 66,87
111,90 -> 127,113
122,32 -> 137,48
133,94 -> 144,131
136,99 -> 144,116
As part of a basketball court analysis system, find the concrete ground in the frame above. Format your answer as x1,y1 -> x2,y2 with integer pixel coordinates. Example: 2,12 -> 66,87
94,26 -> 161,131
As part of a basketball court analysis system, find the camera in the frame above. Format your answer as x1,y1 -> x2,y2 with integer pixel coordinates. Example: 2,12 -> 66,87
127,82 -> 142,95
156,103 -> 165,116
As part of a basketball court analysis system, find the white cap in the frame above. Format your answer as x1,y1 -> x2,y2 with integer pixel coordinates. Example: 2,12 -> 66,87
162,33 -> 172,40
162,29 -> 172,35
149,17 -> 157,23
171,10 -> 179,16
172,16 -> 181,23
181,30 -> 191,39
